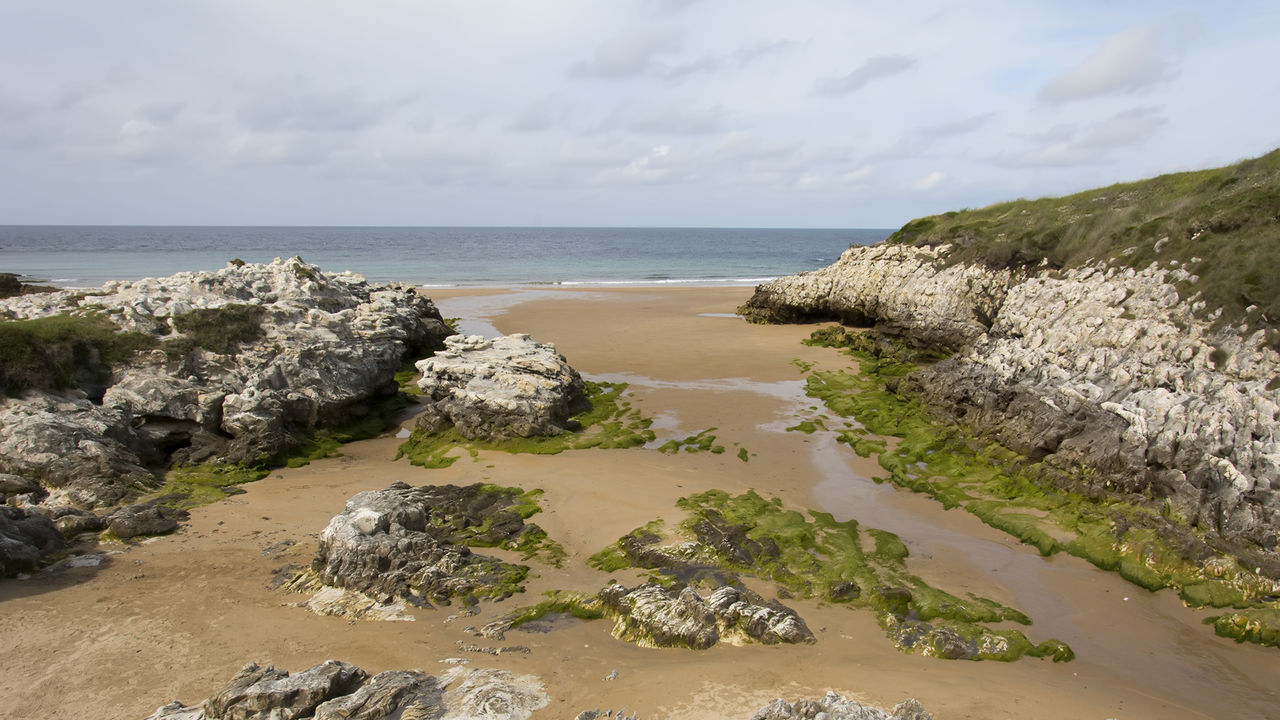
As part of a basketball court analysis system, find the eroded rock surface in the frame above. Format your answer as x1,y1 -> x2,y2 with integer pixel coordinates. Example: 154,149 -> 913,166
0,257 -> 452,513
143,660 -> 548,720
415,333 -> 589,441
298,482 -> 546,607
598,582 -> 814,649
743,243 -> 1280,570
751,693 -> 931,720
0,506 -> 65,577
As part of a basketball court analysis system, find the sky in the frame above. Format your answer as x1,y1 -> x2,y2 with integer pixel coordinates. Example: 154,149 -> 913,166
1,1 -> 1278,228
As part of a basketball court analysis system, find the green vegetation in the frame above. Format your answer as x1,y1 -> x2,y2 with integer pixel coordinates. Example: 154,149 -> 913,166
142,463 -> 270,510
657,428 -> 725,454
503,591 -> 606,629
396,381 -> 655,468
1208,609 -> 1280,648
595,489 -> 1070,662
802,326 -> 1280,640
164,304 -> 267,357
448,485 -> 566,567
394,358 -> 425,395
737,447 -> 750,462
786,418 -> 825,434
0,313 -> 157,396
887,148 -> 1280,339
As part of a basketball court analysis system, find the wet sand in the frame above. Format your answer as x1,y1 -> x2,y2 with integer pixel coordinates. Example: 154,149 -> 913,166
2,286 -> 1277,720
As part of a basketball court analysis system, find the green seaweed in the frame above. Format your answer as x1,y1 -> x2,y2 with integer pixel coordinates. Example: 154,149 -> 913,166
504,592 -> 606,629
798,324 -> 1280,648
625,489 -> 1069,661
1208,609 -> 1280,648
143,463 -> 270,510
657,428 -> 725,454
398,381 -> 656,468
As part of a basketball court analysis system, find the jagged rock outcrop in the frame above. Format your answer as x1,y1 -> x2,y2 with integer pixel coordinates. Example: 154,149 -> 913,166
298,482 -> 544,607
598,582 -> 814,649
0,257 -> 453,512
743,243 -> 1280,569
751,693 -> 931,720
0,506 -> 65,576
415,333 -> 589,441
741,244 -> 1011,350
143,660 -> 548,720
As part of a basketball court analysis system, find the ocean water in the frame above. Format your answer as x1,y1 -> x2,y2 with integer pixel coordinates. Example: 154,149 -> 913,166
0,226 -> 888,288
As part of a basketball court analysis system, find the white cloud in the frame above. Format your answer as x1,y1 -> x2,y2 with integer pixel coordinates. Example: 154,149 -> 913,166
815,55 -> 918,96
913,171 -> 945,190
1038,24 -> 1177,104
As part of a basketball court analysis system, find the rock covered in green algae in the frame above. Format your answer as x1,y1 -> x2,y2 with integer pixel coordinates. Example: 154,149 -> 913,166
298,482 -> 559,609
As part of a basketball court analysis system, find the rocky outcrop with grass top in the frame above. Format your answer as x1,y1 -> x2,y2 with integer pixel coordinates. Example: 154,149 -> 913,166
741,150 -> 1280,572
0,257 -> 453,515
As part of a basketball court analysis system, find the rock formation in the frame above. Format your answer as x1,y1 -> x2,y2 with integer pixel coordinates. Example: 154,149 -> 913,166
296,482 -> 548,607
598,582 -> 814,649
0,506 -> 64,576
414,333 -> 589,441
742,243 -> 1280,571
0,257 -> 453,515
143,660 -> 548,720
140,659 -> 927,720
751,693 -> 931,720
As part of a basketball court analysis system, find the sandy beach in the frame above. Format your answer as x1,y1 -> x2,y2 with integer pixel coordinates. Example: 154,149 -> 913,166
2,285 -> 1277,720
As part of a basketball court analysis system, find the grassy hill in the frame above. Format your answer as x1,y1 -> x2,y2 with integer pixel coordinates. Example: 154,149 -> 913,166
887,148 -> 1280,341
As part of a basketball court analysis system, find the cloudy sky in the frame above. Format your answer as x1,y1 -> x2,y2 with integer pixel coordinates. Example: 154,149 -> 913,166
1,1 -> 1277,228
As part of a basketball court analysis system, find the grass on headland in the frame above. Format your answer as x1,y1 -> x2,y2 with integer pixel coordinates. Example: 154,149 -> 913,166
396,381 -> 656,468
0,313 -> 158,397
887,147 -> 1280,343
802,326 -> 1280,633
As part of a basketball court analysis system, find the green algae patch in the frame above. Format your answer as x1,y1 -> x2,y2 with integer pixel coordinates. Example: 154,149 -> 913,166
504,591 -> 606,630
800,325 -> 1280,647
786,419 -> 825,434
398,381 -> 655,468
596,489 -> 1069,662
657,428 -> 725,454
1208,609 -> 1280,648
143,463 -> 270,510
737,447 -> 750,462
450,485 -> 566,567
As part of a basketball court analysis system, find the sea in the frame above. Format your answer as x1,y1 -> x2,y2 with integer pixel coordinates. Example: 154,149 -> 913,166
0,226 -> 889,289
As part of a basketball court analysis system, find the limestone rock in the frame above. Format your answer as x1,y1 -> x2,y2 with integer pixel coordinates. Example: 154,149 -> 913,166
751,692 -> 931,720
0,506 -> 65,577
743,243 -> 1280,571
142,661 -> 548,720
305,482 -> 539,605
106,503 -> 188,539
415,333 -> 589,441
0,257 -> 453,515
598,582 -> 813,649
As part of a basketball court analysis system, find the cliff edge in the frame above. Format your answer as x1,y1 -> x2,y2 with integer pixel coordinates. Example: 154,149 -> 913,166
741,150 -> 1280,573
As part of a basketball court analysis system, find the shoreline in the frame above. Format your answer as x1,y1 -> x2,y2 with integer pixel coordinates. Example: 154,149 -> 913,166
2,285 -> 1277,719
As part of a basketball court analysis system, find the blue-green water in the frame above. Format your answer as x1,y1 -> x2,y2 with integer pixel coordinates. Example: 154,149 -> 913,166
0,226 -> 887,288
